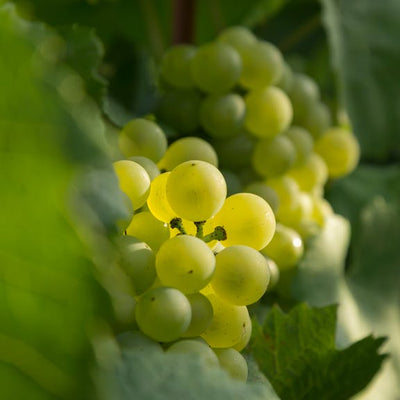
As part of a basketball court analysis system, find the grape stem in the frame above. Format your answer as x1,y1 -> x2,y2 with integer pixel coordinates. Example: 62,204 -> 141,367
170,217 -> 187,234
194,220 -> 206,238
203,226 -> 227,243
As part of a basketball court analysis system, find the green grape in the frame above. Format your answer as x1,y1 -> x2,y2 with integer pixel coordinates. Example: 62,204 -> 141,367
201,292 -> 251,348
160,44 -> 196,88
239,40 -> 284,89
214,348 -> 248,382
288,73 -> 320,122
217,25 -> 257,53
128,156 -> 160,181
212,131 -> 255,171
211,245 -> 270,306
220,169 -> 242,196
243,181 -> 279,214
135,287 -> 191,342
146,172 -> 176,223
213,193 -> 276,251
232,318 -> 252,351
276,62 -> 294,93
167,339 -> 219,368
277,191 -> 313,228
264,257 -> 280,289
116,235 -> 156,295
301,101 -> 332,140
190,42 -> 242,93
260,224 -> 304,270
311,196 -> 333,228
252,134 -> 297,178
113,160 -> 151,210
117,330 -> 163,353
156,235 -> 216,294
315,128 -> 360,178
183,293 -> 214,337
284,126 -> 314,166
157,89 -> 202,133
126,211 -> 170,252
287,152 -> 328,192
166,160 -> 227,221
265,175 -> 300,213
199,93 -> 245,139
116,191 -> 135,234
118,118 -> 167,162
158,136 -> 218,171
244,86 -> 293,138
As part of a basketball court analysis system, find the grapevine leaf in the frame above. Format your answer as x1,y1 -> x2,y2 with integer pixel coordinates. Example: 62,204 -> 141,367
250,304 -> 387,400
322,0 -> 400,161
0,5 -> 125,399
95,342 -> 280,400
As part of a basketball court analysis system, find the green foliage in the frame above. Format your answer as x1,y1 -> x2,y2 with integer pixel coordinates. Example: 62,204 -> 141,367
250,304 -> 387,400
95,341 -> 279,400
322,0 -> 400,161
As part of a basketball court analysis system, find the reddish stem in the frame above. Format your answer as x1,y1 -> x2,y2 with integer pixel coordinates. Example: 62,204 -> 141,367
172,0 -> 196,44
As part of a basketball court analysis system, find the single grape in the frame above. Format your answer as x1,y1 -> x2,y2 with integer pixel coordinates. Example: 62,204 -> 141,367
301,101 -> 332,140
245,86 -> 293,138
232,320 -> 252,351
201,293 -> 251,348
252,134 -> 297,178
211,245 -> 270,306
126,211 -> 170,252
146,172 -> 176,223
183,292 -> 214,337
213,193 -> 276,251
314,128 -> 360,178
239,40 -> 284,89
167,339 -> 219,368
260,224 -> 304,270
243,181 -> 279,214
190,42 -> 242,93
265,175 -> 300,213
284,126 -> 314,166
199,93 -> 245,139
115,235 -> 156,295
288,73 -> 320,122
212,131 -> 255,171
116,191 -> 135,233
311,195 -> 333,228
118,118 -> 167,162
128,156 -> 160,181
156,235 -> 216,293
217,25 -> 257,53
287,152 -> 328,192
277,191 -> 313,229
166,160 -> 227,221
214,348 -> 248,382
157,89 -> 202,133
160,44 -> 196,88
158,136 -> 218,171
135,287 -> 191,342
276,62 -> 294,93
264,257 -> 280,289
113,160 -> 151,210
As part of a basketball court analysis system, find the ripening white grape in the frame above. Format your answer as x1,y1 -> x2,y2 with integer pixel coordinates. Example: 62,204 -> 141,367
214,348 -> 248,382
183,292 -> 214,337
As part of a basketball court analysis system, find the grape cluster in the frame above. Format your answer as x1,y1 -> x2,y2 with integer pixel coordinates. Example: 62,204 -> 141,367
114,117 -> 278,381
112,25 -> 360,382
155,25 -> 360,271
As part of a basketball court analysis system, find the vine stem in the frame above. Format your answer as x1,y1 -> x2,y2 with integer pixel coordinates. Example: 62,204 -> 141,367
172,0 -> 196,44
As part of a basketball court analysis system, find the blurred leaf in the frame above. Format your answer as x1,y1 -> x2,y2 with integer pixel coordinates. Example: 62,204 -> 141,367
0,5 -> 128,399
250,304 -> 387,400
58,25 -> 108,105
95,342 -> 279,400
288,171 -> 400,400
322,0 -> 400,161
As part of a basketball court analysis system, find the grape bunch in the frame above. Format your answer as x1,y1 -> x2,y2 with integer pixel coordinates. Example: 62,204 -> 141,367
113,117 -> 278,381
111,25 -> 360,382
153,25 -> 360,271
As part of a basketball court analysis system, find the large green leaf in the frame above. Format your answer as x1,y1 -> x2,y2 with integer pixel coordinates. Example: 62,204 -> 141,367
250,304 -> 386,400
322,0 -> 400,161
0,5 -> 129,399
